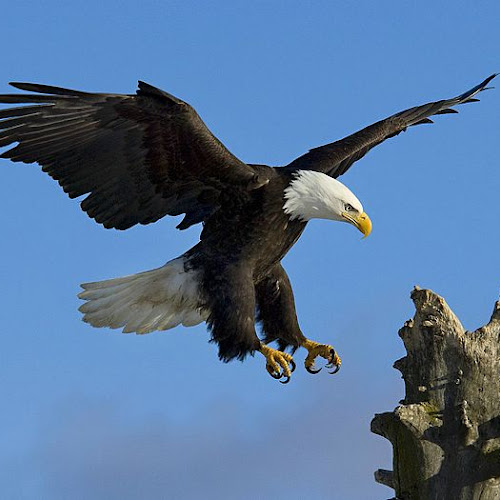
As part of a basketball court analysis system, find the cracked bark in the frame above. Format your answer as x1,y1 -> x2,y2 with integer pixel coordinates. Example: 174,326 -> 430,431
371,287 -> 500,500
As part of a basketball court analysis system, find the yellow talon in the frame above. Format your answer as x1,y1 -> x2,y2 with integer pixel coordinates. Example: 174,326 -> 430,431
301,339 -> 341,375
259,343 -> 295,383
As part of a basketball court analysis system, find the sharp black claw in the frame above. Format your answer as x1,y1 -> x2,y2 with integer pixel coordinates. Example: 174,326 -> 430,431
267,365 -> 282,379
306,365 -> 322,374
280,375 -> 291,384
327,348 -> 340,374
328,364 -> 341,375
289,359 -> 296,373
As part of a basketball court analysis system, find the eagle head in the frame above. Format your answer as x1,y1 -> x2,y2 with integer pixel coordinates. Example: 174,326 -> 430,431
283,170 -> 372,237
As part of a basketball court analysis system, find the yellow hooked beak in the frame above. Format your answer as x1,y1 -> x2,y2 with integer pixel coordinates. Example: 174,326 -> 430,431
342,211 -> 372,238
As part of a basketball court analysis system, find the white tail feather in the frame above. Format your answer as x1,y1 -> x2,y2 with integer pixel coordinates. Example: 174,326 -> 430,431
78,257 -> 207,334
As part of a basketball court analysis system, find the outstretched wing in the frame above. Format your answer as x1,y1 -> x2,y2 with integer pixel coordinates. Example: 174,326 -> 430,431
285,74 -> 496,178
0,81 -> 266,230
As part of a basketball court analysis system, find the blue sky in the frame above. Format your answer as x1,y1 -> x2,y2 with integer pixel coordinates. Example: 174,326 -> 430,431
1,1 -> 499,498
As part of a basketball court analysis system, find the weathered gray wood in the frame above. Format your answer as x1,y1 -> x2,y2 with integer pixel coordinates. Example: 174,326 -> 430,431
372,287 -> 500,500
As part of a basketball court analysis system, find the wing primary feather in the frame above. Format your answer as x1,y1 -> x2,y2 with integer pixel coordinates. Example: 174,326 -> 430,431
9,82 -> 94,96
0,94 -> 74,103
435,108 -> 459,115
12,117 -> 96,137
0,105 -> 55,119
23,111 -> 95,128
10,122 -> 99,145
414,118 -> 434,125
0,115 -> 43,129
0,130 -> 100,160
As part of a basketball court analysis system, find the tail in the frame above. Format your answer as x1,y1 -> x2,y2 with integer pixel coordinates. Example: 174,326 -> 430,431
78,258 -> 208,334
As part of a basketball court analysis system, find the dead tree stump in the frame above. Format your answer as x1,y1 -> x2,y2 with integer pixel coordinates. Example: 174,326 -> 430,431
371,287 -> 500,500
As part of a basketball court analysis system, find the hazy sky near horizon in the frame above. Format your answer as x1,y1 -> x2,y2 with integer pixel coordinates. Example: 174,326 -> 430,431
1,2 -> 499,498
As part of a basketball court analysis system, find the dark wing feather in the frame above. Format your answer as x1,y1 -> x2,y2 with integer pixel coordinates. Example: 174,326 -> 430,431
0,81 -> 266,230
285,74 -> 496,178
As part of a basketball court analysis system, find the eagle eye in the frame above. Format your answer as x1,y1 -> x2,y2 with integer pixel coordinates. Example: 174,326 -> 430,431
344,203 -> 354,212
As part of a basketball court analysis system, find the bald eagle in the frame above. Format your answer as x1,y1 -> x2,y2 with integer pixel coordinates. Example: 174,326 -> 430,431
0,75 -> 495,382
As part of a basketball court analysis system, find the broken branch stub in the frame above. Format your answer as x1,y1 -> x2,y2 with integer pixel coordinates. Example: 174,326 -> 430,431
372,287 -> 500,500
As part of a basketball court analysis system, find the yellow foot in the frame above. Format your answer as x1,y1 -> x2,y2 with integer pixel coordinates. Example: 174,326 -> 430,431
259,343 -> 296,384
301,339 -> 341,375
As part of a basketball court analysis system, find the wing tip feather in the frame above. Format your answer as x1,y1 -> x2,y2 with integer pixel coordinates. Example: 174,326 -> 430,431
8,81 -> 91,96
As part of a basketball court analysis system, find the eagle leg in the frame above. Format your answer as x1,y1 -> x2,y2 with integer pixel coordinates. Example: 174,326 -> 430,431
259,343 -> 296,384
301,339 -> 341,375
255,264 -> 308,352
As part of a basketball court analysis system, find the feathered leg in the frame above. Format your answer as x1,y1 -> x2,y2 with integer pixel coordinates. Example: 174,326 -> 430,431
256,263 -> 341,375
202,263 -> 294,381
255,263 -> 306,351
203,264 -> 260,361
